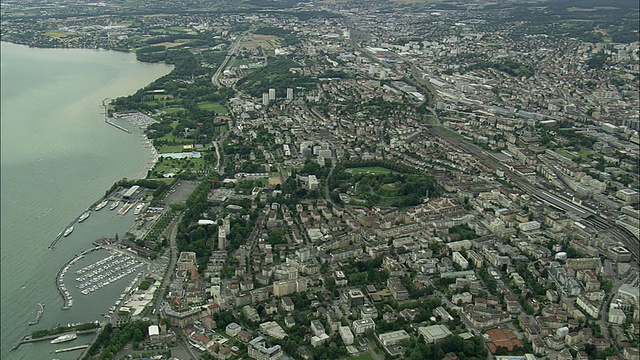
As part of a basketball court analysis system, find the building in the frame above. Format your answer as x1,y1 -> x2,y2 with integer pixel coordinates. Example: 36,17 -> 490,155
218,227 -> 226,251
248,336 -> 283,360
378,330 -> 410,347
226,322 -> 241,337
123,185 -> 140,199
576,294 -> 600,318
148,325 -> 160,343
259,321 -> 288,339
262,93 -> 269,106
286,88 -> 294,100
352,318 -> 376,335
342,289 -> 366,308
311,320 -> 325,337
419,325 -> 452,344
308,175 -> 319,190
177,252 -> 197,272
339,326 -> 354,345
268,88 -> 276,101
387,277 -> 409,301
452,251 -> 469,269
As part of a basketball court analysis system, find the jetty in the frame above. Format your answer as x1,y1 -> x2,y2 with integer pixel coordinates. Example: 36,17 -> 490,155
11,326 -> 101,351
54,344 -> 89,353
105,118 -> 132,134
28,303 -> 45,326
48,219 -> 76,250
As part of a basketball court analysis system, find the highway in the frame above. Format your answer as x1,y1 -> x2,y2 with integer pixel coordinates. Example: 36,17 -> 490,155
211,32 -> 247,87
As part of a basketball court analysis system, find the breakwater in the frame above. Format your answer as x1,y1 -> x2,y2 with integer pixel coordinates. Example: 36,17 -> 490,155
56,247 -> 101,310
28,303 -> 45,326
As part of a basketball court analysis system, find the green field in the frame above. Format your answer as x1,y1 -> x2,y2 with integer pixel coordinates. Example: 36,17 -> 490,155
352,352 -> 375,360
162,107 -> 186,115
152,156 -> 207,174
198,102 -> 229,114
348,167 -> 395,175
555,150 -> 575,159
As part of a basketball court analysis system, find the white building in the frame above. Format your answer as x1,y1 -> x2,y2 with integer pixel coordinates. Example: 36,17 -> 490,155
339,326 -> 354,345
418,325 -> 452,344
352,318 -> 376,335
248,336 -> 283,360
378,330 -> 410,346
452,251 -> 469,269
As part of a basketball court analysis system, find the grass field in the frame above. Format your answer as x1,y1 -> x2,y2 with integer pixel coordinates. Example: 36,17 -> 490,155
352,353 -> 375,360
44,30 -> 69,38
162,107 -> 185,115
198,102 -> 229,114
555,150 -> 575,159
348,167 -> 395,175
152,156 -> 207,174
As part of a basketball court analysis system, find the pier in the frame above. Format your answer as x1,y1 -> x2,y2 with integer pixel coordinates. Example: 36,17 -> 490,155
28,303 -> 45,326
11,327 -> 100,351
48,219 -> 76,250
105,118 -> 132,134
54,344 -> 89,353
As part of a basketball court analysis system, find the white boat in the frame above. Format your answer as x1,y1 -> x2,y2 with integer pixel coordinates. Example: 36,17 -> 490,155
63,227 -> 74,237
109,200 -> 120,211
133,204 -> 144,215
78,211 -> 91,222
94,200 -> 109,211
50,333 -> 77,344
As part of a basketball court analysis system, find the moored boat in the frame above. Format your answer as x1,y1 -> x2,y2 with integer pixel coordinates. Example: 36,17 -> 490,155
94,200 -> 109,211
50,333 -> 77,344
63,227 -> 74,237
109,200 -> 120,211
78,211 -> 91,222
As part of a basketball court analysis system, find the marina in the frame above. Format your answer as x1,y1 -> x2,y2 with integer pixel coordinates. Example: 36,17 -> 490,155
55,247 -> 101,310
74,252 -> 143,296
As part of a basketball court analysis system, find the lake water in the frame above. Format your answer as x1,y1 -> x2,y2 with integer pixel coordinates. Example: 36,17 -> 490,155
0,42 -> 172,360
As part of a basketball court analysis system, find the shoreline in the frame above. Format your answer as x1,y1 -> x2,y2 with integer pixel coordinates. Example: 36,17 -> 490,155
1,42 -> 172,360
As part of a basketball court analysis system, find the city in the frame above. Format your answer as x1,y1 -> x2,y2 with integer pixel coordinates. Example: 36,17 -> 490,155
1,0 -> 638,359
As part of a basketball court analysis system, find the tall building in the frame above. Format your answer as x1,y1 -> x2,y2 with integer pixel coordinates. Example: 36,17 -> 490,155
286,88 -> 294,100
268,88 -> 276,101
218,228 -> 226,251
262,93 -> 269,106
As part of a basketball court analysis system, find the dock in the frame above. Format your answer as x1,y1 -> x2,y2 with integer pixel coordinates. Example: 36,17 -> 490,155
105,118 -> 132,134
54,344 -> 89,353
11,327 -> 100,351
28,303 -> 45,325
48,219 -> 76,250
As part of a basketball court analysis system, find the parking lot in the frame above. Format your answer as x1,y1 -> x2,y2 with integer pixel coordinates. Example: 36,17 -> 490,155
164,181 -> 199,205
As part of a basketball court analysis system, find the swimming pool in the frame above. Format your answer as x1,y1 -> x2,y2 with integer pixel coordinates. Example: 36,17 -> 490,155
160,152 -> 201,159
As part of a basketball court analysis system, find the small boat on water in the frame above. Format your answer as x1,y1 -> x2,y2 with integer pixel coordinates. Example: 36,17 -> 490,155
63,227 -> 74,237
78,211 -> 91,223
109,200 -> 120,211
94,200 -> 109,211
133,203 -> 144,215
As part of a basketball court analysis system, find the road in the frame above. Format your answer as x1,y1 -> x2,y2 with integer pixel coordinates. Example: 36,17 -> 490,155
153,214 -> 182,313
211,32 -> 247,87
